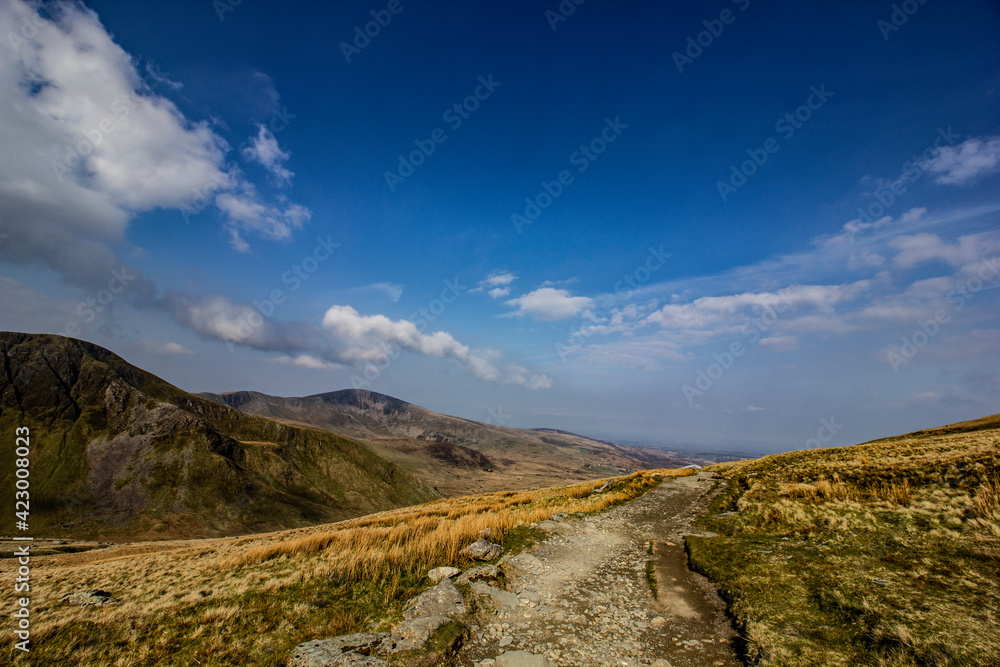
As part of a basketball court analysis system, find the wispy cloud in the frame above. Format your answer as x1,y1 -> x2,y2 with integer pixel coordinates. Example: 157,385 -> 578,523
241,124 -> 293,185
140,339 -> 196,355
920,136 -> 1000,185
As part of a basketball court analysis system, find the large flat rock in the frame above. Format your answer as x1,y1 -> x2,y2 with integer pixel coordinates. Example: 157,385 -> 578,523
403,578 -> 467,619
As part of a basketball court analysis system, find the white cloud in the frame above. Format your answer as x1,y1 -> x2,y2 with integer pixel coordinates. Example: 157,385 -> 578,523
742,405 -> 765,412
921,136 -> 1000,185
503,364 -> 553,390
321,304 -> 500,381
215,191 -> 309,252
645,283 -> 868,332
0,0 -> 310,282
890,232 -> 999,270
485,271 -> 517,286
241,124 -> 293,184
472,271 -> 518,297
140,339 -> 195,355
505,287 -> 595,321
268,354 -> 345,370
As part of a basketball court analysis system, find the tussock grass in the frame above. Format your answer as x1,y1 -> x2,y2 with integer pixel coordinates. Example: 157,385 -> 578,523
689,417 -> 1000,666
11,469 -> 689,666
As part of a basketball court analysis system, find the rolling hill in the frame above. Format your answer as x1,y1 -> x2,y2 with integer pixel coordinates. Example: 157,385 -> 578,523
199,388 -> 688,495
0,332 -> 438,540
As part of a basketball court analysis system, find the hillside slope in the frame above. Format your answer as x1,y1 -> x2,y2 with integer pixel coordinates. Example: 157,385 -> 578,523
689,411 -> 1000,665
200,388 -> 687,494
0,332 -> 438,540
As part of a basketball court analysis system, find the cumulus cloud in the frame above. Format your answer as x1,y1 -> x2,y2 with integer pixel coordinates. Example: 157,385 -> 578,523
921,136 -> 1000,185
241,124 -> 293,184
0,0 -> 310,287
505,287 -> 595,321
488,287 -> 511,298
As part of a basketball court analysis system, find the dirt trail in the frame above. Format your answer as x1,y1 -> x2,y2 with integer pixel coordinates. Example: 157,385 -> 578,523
460,472 -> 741,667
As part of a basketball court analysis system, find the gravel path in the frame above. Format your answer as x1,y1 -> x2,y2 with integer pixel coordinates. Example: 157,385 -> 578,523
459,472 -> 742,667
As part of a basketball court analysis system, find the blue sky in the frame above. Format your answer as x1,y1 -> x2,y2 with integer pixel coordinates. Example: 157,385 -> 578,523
1,0 -> 999,453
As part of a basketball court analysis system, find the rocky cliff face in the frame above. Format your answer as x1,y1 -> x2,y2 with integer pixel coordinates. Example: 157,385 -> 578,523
0,332 -> 438,540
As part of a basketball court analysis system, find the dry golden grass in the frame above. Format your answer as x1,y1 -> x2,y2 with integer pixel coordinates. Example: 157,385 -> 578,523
690,418 -> 1000,666
11,468 -> 690,666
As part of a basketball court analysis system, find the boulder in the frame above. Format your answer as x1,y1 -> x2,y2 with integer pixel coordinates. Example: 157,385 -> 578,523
403,579 -> 466,619
427,566 -> 461,583
286,634 -> 389,666
456,564 -> 502,585
460,539 -> 503,561
494,650 -> 553,667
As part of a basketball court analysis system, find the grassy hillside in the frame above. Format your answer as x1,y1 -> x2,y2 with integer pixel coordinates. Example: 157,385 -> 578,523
0,332 -> 437,540
9,469 -> 690,666
689,414 -> 1000,666
201,388 -> 688,495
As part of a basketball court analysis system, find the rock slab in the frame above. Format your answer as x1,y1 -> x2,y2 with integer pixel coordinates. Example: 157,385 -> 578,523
494,650 -> 553,667
403,578 -> 467,619
427,566 -> 461,583
461,539 -> 504,561
287,633 -> 389,667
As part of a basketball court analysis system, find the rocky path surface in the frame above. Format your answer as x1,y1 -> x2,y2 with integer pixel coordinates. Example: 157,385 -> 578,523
459,472 -> 742,667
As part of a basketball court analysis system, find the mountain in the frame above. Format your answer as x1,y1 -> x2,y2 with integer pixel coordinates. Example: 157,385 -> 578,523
0,333 -> 438,540
198,388 -> 688,495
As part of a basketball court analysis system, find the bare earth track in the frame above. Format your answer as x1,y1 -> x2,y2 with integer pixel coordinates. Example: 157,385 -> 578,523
460,472 -> 742,667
